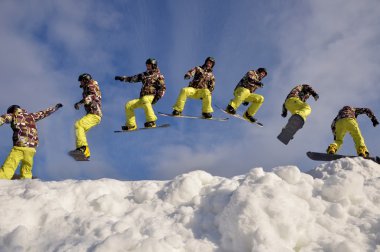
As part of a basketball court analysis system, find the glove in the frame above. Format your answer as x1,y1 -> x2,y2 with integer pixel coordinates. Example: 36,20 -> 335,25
242,101 -> 249,106
372,117 -> 379,127
281,107 -> 287,118
314,94 -> 319,101
184,74 -> 191,80
115,76 -> 125,81
152,96 -> 160,105
74,102 -> 81,110
55,103 -> 63,109
255,81 -> 264,88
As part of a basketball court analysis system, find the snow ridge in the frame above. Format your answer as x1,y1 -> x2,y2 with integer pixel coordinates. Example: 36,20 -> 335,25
0,157 -> 379,252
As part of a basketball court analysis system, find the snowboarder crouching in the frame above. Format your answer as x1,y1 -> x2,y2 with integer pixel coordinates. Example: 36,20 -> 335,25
326,106 -> 379,157
0,104 -> 62,179
225,68 -> 267,123
115,58 -> 166,130
73,73 -> 102,159
172,57 -> 216,119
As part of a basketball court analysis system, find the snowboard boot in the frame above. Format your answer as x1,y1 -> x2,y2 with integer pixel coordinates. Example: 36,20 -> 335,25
144,121 -> 156,128
243,112 -> 257,123
277,114 -> 305,145
326,144 -> 337,155
357,146 -> 369,158
225,105 -> 236,115
172,110 -> 181,116
77,146 -> 90,158
202,112 -> 213,119
121,125 -> 137,131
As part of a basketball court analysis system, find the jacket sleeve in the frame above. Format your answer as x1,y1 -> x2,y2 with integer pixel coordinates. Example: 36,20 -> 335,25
0,114 -> 13,126
355,108 -> 376,119
185,67 -> 197,78
128,73 -> 144,83
155,75 -> 166,99
303,84 -> 318,97
31,106 -> 58,122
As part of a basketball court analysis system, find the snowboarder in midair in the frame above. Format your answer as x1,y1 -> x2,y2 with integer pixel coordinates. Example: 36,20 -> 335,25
225,68 -> 267,123
326,106 -> 379,157
172,57 -> 216,119
278,84 -> 319,144
72,73 -> 102,159
0,104 -> 62,179
115,58 -> 166,130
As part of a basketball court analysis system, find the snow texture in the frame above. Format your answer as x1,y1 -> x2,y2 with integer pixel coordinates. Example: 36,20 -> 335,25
1,157 -> 380,251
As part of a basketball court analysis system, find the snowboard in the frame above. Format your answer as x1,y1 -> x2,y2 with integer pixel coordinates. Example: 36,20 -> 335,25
277,114 -> 304,145
114,123 -> 170,133
68,150 -> 90,161
306,151 -> 380,164
216,105 -> 263,127
158,112 -> 229,122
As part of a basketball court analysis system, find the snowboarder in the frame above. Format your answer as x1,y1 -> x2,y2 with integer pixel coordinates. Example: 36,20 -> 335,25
0,104 -> 62,179
172,57 -> 216,119
225,68 -> 267,123
72,73 -> 102,159
326,106 -> 379,157
115,58 -> 166,130
278,84 -> 319,144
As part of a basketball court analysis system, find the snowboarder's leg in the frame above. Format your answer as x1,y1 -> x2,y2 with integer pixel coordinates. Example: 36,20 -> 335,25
277,114 -> 305,144
125,98 -> 141,128
0,147 -> 23,179
327,119 -> 348,154
141,95 -> 158,125
173,87 -> 196,112
346,118 -> 368,156
198,89 -> 213,114
19,147 -> 36,179
75,114 -> 101,157
229,87 -> 250,111
245,93 -> 264,117
285,97 -> 311,121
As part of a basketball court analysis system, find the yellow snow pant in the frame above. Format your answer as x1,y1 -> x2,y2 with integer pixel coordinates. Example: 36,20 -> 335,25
0,146 -> 36,179
125,95 -> 157,128
328,118 -> 368,155
229,87 -> 264,117
173,87 -> 213,113
75,114 -> 101,156
285,97 -> 311,121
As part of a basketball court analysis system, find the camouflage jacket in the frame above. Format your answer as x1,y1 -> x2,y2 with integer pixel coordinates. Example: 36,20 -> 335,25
235,70 -> 264,93
331,106 -> 377,133
285,84 -> 318,102
127,69 -> 166,100
80,80 -> 102,117
186,66 -> 215,92
0,106 -> 59,148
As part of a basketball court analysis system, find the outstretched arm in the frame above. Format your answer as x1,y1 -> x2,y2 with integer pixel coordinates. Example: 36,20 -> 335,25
303,84 -> 319,100
355,108 -> 379,127
31,104 -> 62,122
115,73 -> 144,83
0,114 -> 13,126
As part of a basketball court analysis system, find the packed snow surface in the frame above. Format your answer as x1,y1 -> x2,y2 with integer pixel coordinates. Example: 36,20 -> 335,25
1,157 -> 380,252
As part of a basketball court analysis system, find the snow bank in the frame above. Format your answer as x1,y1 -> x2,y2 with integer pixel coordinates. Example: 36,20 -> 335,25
0,157 -> 380,251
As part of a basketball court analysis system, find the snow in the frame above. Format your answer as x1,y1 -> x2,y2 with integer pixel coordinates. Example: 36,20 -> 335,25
1,158 -> 380,251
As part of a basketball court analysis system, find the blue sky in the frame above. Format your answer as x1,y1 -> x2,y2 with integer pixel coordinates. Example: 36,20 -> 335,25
0,0 -> 379,180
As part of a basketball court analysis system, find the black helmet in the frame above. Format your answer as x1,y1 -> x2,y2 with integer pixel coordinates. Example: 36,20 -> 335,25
204,57 -> 215,67
146,58 -> 157,68
7,105 -> 20,114
257,68 -> 267,76
78,73 -> 92,82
